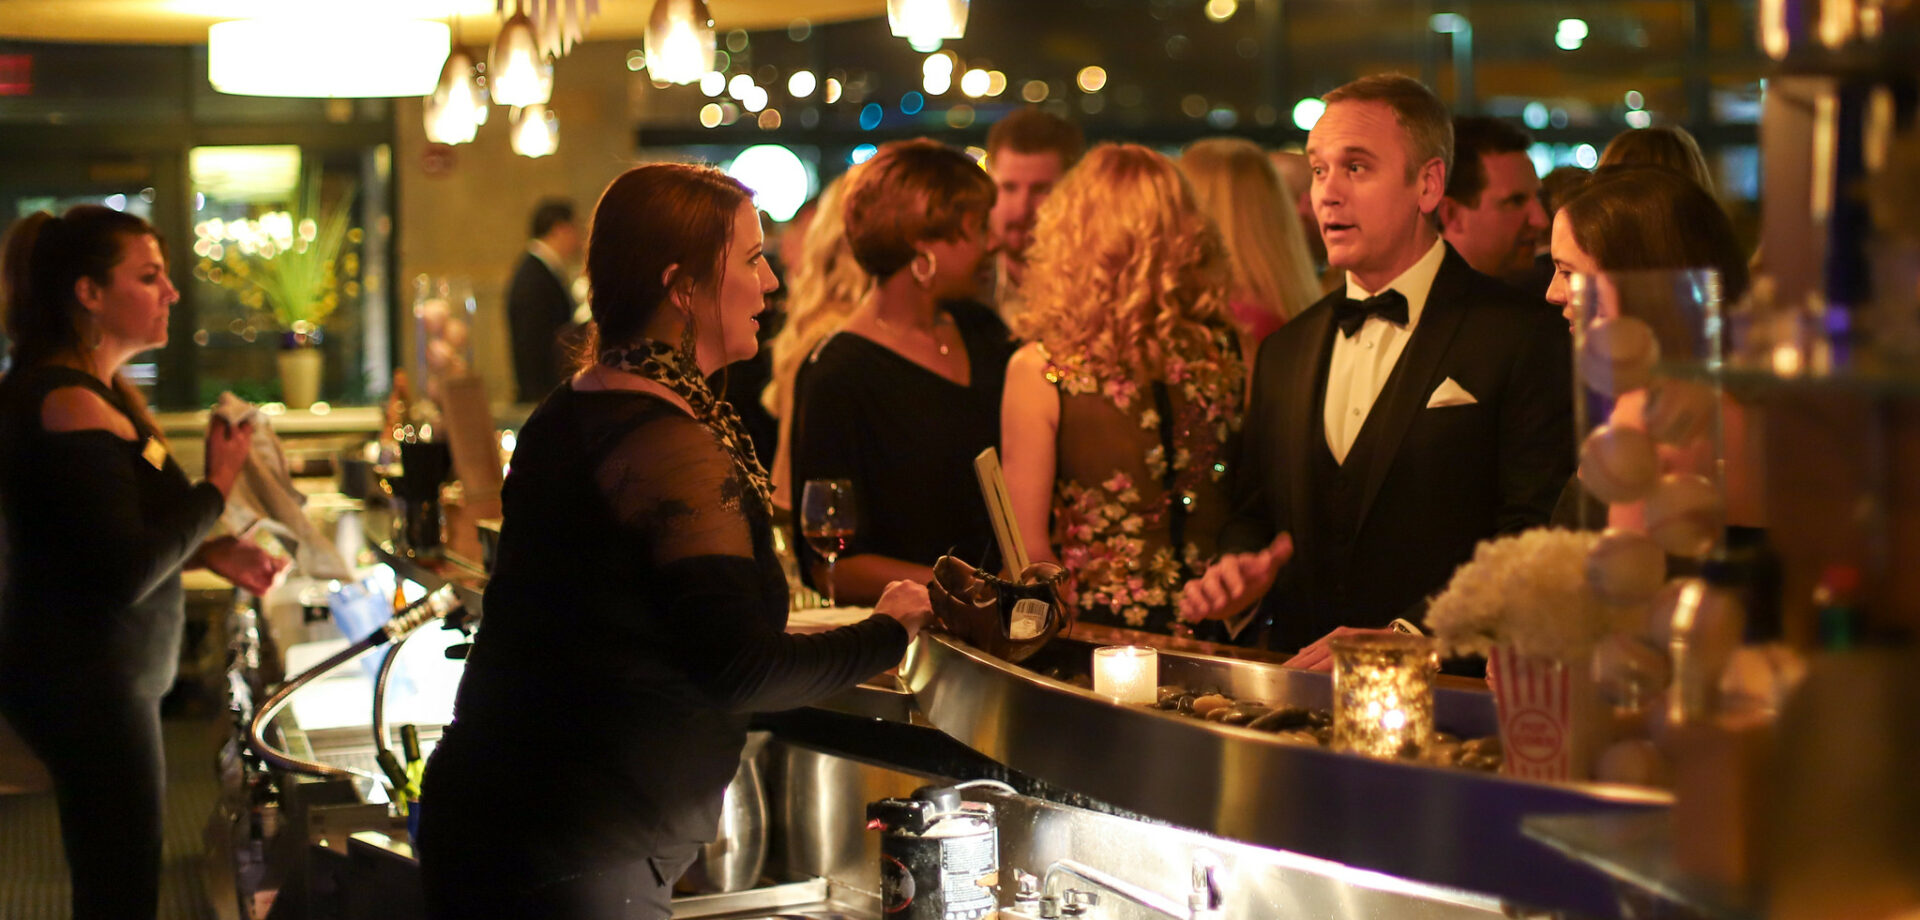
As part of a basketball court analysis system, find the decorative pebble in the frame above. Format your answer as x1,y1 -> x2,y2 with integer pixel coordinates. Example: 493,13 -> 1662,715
1578,425 -> 1660,504
1579,315 -> 1660,396
1643,473 -> 1723,558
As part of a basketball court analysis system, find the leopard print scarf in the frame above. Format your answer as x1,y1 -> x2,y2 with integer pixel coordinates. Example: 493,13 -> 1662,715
598,339 -> 774,514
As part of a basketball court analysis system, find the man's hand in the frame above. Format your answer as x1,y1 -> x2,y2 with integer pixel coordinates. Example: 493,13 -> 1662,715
1280,626 -> 1398,672
1178,533 -> 1293,623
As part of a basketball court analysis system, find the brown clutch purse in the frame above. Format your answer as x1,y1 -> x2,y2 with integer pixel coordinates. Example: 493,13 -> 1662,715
926,555 -> 1070,662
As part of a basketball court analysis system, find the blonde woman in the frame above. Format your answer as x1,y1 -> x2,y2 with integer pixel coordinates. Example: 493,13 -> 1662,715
1001,144 -> 1244,636
1179,137 -> 1321,351
761,174 -> 867,510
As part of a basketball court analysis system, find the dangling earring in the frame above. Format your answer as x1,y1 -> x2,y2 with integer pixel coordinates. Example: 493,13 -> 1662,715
910,251 -> 938,288
676,303 -> 702,379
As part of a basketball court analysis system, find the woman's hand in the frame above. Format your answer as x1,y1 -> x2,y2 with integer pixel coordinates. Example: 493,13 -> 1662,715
196,535 -> 290,597
873,579 -> 934,639
204,415 -> 254,497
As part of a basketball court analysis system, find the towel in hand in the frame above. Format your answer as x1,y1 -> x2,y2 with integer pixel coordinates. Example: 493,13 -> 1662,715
213,393 -> 354,581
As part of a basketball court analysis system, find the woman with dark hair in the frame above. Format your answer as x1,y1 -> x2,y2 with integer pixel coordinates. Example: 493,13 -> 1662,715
1545,165 -> 1760,532
789,139 -> 1014,603
0,205 -> 283,919
416,163 -> 930,920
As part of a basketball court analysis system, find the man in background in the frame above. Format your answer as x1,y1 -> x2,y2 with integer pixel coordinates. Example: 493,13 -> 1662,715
983,107 -> 1083,320
1438,116 -> 1551,297
1271,149 -> 1342,294
507,198 -> 582,403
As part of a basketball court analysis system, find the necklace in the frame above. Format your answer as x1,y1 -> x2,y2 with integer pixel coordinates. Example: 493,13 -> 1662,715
873,310 -> 952,356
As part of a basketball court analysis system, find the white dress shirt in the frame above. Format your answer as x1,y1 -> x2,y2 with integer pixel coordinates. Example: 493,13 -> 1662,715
1322,238 -> 1447,464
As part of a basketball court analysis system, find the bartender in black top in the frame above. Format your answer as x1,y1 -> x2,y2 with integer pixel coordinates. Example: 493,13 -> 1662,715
0,206 -> 286,920
416,164 -> 933,920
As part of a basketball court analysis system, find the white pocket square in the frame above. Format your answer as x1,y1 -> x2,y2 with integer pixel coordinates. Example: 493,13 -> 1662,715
1426,377 -> 1478,408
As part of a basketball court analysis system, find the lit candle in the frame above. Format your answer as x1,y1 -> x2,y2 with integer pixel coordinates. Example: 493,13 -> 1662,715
1092,645 -> 1158,705
1330,633 -> 1435,759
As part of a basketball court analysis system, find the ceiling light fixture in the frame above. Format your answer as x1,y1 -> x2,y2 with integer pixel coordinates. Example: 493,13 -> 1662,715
208,18 -> 448,97
490,4 -> 553,106
887,0 -> 969,44
424,43 -> 487,145
510,104 -> 558,158
645,0 -> 716,86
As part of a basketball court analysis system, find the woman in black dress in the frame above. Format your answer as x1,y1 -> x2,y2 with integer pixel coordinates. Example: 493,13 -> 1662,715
416,163 -> 932,919
790,139 -> 1014,604
0,205 -> 284,919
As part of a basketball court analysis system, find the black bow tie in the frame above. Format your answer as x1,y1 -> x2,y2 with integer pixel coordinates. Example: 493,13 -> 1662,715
1334,289 -> 1409,338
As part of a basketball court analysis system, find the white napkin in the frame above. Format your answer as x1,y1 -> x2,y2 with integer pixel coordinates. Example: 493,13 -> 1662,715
213,393 -> 354,581
786,606 -> 877,634
1426,377 -> 1478,408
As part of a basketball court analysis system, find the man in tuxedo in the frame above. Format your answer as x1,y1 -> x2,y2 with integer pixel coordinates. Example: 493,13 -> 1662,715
507,199 -> 582,403
1180,74 -> 1572,655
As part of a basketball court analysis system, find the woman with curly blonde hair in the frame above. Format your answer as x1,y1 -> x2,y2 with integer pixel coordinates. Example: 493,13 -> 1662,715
1002,143 -> 1245,636
761,174 -> 868,510
1179,137 -> 1320,352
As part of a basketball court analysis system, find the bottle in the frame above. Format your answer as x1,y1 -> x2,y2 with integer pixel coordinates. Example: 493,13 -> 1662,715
1711,533 -> 1806,721
1813,563 -> 1863,651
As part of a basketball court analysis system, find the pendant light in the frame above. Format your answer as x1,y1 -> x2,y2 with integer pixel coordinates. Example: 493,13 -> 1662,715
510,105 -> 559,158
423,43 -> 488,145
887,0 -> 970,43
209,18 -> 449,97
644,0 -> 716,86
490,3 -> 553,106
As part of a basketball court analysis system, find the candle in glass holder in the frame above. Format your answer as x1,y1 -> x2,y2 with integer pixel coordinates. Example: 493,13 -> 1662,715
1092,645 -> 1158,705
1331,633 -> 1435,759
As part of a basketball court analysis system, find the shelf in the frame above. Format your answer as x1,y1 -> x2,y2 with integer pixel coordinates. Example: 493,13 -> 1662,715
1521,811 -> 1756,920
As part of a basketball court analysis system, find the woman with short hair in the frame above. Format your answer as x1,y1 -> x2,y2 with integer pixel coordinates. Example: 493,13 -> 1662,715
788,139 -> 1014,604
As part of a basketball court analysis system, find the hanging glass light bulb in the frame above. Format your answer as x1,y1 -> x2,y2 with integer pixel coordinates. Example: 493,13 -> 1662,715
510,104 -> 559,158
423,43 -> 487,145
887,0 -> 970,43
644,0 -> 716,86
490,4 -> 553,107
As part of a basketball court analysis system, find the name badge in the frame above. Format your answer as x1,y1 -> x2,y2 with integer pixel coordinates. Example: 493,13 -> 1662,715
141,437 -> 167,470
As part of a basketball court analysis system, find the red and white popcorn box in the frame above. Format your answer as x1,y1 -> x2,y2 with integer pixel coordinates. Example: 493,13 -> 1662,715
1486,646 -> 1603,782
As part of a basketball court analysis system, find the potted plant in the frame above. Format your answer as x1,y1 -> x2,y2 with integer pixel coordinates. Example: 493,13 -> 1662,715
197,175 -> 360,409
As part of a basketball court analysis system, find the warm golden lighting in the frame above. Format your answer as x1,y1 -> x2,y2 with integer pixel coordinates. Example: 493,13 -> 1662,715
208,18 -> 449,98
699,102 -> 723,128
1076,65 -> 1107,93
788,70 -> 817,98
1092,646 -> 1157,705
887,0 -> 970,43
1021,79 -> 1048,103
423,45 -> 487,145
960,67 -> 990,98
509,104 -> 558,158
643,0 -> 716,86
824,78 -> 843,103
1205,0 -> 1239,21
986,71 -> 1008,96
1330,634 -> 1435,760
489,8 -> 552,105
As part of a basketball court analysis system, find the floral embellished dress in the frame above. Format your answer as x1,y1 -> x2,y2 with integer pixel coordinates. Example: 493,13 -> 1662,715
1043,335 -> 1243,634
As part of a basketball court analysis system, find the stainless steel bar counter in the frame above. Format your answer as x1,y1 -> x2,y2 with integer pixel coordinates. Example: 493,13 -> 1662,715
362,515 -> 1674,919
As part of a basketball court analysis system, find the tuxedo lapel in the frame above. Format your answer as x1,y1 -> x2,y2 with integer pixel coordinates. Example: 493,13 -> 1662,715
1283,301 -> 1338,529
1351,251 -> 1471,529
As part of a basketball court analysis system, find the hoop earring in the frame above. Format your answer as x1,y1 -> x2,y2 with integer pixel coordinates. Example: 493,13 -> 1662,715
910,251 -> 938,288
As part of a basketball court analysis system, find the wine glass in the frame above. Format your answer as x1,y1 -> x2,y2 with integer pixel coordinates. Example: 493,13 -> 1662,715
799,478 -> 857,608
